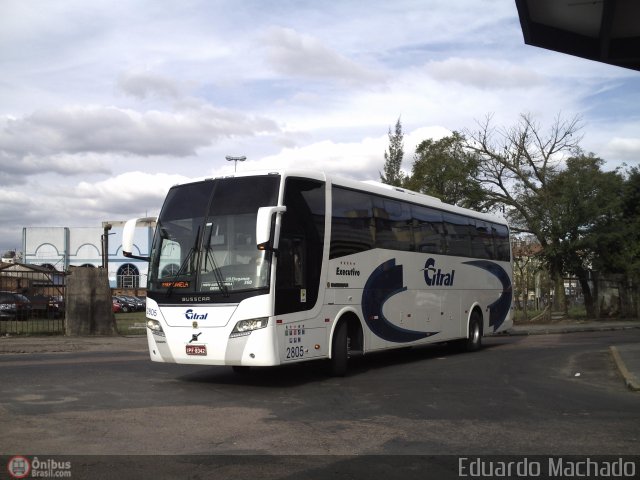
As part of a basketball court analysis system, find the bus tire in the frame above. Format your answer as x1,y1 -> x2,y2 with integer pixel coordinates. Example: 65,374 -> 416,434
330,321 -> 349,377
464,311 -> 483,352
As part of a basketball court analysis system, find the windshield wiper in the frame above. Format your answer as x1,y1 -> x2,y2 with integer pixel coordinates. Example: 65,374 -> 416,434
203,222 -> 230,298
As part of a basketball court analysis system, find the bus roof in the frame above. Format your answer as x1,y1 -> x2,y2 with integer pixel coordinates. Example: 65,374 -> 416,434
202,169 -> 509,226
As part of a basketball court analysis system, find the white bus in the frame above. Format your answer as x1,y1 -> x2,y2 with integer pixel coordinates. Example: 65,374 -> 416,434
123,170 -> 512,375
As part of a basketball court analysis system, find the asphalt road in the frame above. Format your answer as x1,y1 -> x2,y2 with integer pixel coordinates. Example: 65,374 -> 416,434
1,330 -> 639,478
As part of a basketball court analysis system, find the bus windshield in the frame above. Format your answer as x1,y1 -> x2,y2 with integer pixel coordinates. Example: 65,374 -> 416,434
147,175 -> 280,301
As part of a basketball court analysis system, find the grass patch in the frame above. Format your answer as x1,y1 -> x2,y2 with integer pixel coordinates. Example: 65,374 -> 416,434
115,311 -> 147,335
513,309 -> 545,322
514,304 -> 588,323
1,311 -> 148,336
0,318 -> 65,335
567,304 -> 588,319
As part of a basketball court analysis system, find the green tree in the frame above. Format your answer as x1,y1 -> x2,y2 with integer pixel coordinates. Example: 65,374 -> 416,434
380,117 -> 404,187
464,113 -> 584,313
587,166 -> 640,317
541,153 -> 624,317
621,167 -> 640,286
621,168 -> 640,317
404,132 -> 486,209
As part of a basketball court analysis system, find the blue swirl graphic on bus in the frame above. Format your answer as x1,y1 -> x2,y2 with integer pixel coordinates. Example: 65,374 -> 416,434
462,260 -> 512,331
362,259 -> 439,343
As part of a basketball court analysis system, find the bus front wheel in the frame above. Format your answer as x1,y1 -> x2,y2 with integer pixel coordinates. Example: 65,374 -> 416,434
330,321 -> 349,377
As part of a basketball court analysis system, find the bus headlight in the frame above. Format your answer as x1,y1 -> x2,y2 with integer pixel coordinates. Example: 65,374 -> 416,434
230,317 -> 268,337
147,319 -> 165,337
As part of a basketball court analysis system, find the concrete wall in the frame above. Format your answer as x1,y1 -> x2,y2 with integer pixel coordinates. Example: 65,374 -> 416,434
65,268 -> 116,336
24,227 -> 68,270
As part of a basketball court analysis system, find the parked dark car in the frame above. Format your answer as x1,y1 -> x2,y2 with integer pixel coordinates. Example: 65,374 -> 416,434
112,296 -> 137,313
135,296 -> 147,311
0,291 -> 32,320
26,295 -> 64,319
49,296 -> 65,318
120,295 -> 145,311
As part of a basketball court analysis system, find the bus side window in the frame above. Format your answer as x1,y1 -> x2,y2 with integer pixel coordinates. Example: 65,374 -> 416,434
411,205 -> 444,254
472,220 -> 495,260
443,212 -> 472,257
493,224 -> 511,261
330,187 -> 373,258
373,197 -> 412,251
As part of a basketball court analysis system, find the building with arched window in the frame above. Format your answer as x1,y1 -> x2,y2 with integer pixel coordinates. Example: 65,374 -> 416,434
22,222 -> 154,290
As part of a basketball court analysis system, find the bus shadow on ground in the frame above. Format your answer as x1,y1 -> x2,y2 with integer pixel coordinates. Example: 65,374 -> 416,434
176,339 -> 506,387
346,339 -> 505,374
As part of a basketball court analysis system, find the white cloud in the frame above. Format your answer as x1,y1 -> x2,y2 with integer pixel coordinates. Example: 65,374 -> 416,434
426,57 -> 546,89
263,27 -> 386,85
218,126 -> 452,181
72,171 -> 192,218
0,190 -> 33,220
0,104 -> 280,163
602,137 -> 640,164
118,72 -> 182,99
0,151 -> 111,181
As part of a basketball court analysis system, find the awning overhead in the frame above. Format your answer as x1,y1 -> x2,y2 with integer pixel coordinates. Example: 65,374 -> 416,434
515,0 -> 640,71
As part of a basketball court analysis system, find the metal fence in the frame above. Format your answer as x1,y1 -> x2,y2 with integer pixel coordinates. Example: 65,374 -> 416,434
0,268 -> 65,335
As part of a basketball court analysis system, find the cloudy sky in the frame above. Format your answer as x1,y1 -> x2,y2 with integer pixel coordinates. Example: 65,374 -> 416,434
1,0 -> 639,253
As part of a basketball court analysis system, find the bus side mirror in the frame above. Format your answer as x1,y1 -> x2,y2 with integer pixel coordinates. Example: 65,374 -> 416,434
122,217 -> 157,261
256,206 -> 287,251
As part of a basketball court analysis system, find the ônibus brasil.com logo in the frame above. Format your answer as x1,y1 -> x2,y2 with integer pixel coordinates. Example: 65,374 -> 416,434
7,456 -> 72,478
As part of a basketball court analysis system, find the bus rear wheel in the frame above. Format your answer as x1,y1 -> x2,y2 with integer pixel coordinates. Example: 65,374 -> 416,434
330,321 -> 349,377
463,312 -> 483,352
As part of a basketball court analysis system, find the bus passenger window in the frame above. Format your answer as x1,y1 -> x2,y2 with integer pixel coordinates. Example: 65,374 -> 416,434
411,205 -> 444,254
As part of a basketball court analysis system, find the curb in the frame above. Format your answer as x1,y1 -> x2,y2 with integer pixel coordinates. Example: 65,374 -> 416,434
0,335 -> 147,355
609,346 -> 640,391
507,324 -> 640,336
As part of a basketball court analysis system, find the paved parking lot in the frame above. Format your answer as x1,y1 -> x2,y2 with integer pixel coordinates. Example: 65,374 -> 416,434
2,326 -> 639,478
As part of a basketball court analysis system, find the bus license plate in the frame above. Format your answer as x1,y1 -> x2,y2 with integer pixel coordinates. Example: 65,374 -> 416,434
186,345 -> 207,356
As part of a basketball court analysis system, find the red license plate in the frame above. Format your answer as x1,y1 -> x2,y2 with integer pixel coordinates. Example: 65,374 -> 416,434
186,345 -> 207,356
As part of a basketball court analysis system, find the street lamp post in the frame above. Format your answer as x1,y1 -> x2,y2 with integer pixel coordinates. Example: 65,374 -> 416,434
225,155 -> 246,172
101,223 -> 112,270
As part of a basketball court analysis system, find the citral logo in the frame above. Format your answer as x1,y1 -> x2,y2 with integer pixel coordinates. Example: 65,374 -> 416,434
423,258 -> 455,286
185,309 -> 208,320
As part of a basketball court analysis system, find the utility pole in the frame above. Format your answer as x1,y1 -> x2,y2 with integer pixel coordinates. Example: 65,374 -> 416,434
101,223 -> 112,269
